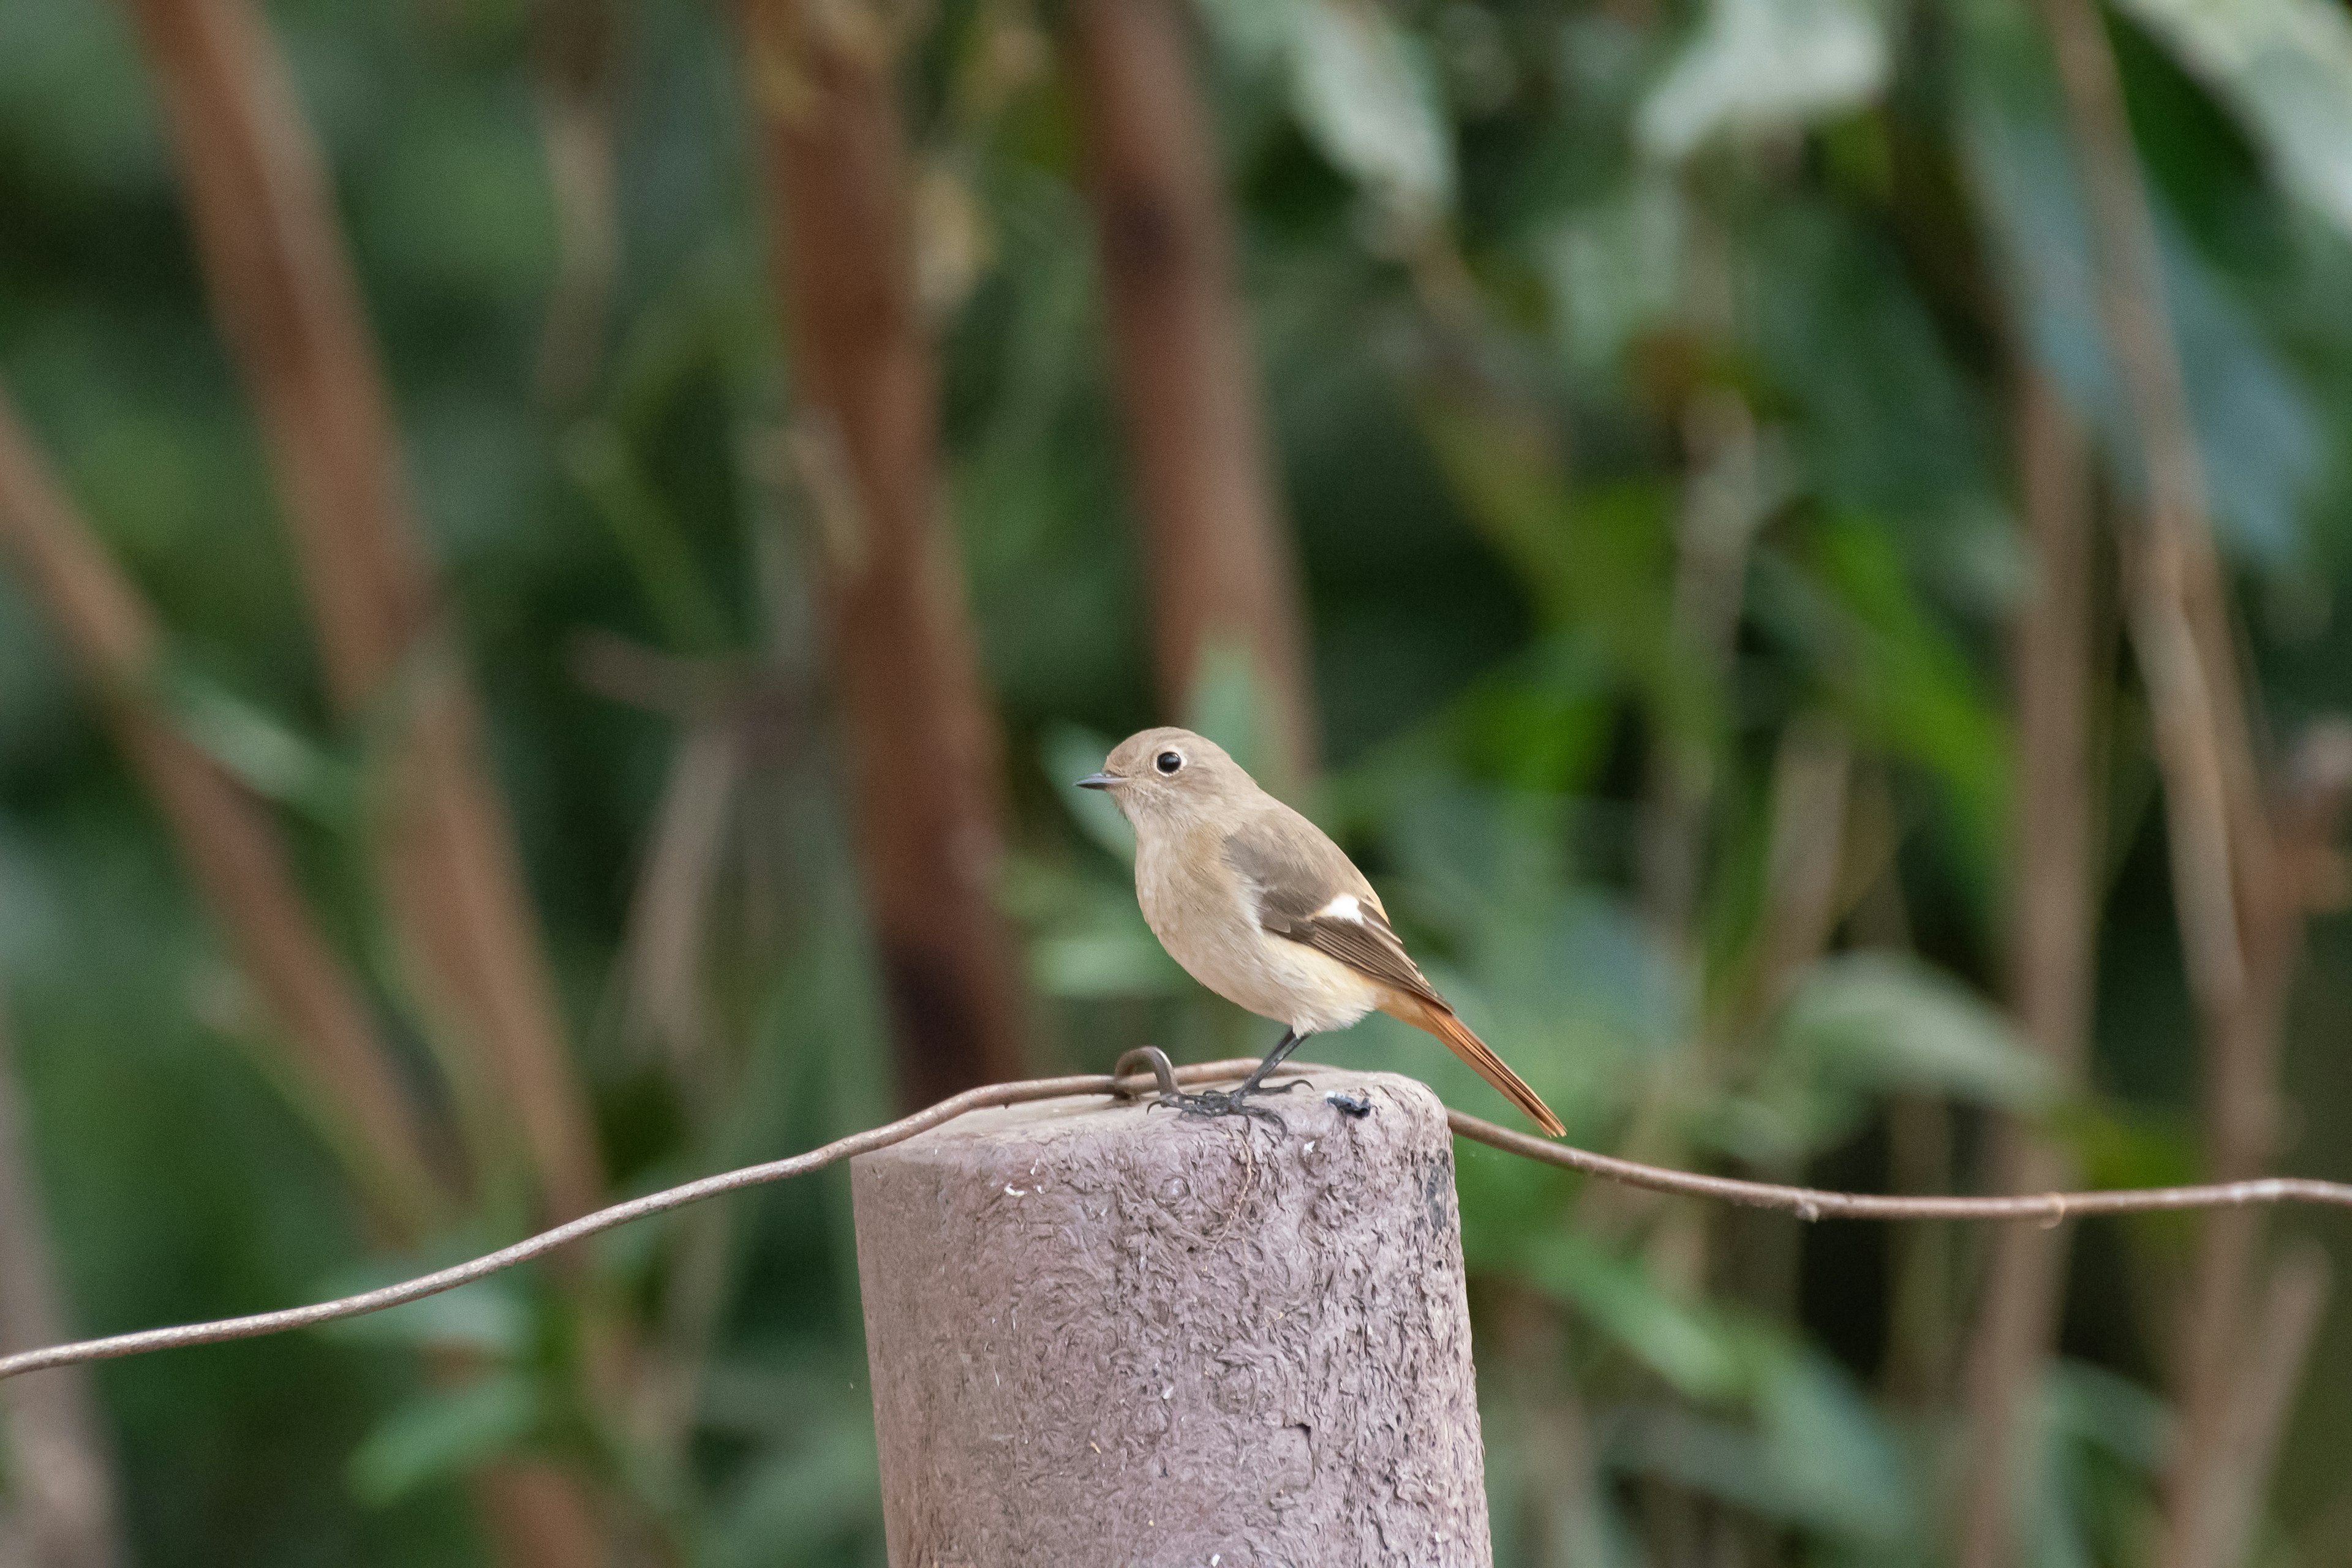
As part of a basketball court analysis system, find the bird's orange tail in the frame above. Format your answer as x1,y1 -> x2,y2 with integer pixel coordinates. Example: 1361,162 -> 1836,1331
1380,992 -> 1565,1137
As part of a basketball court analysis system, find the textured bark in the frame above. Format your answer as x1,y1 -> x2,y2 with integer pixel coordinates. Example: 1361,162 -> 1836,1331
0,1007 -> 124,1568
1956,372 -> 2097,1568
739,0 -> 1028,1106
1066,0 -> 1317,790
853,1067 -> 1491,1566
0,391 -> 444,1234
125,0 -> 604,1227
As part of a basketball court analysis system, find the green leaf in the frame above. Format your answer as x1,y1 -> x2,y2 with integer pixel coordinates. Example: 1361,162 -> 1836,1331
1799,518 -> 2011,866
1002,854 -> 1188,1000
1617,1346 -> 1911,1540
2111,0 -> 2352,241
2033,1361 -> 2174,1568
317,1278 -> 529,1358
1776,951 -> 2055,1109
2047,1359 -> 2173,1474
1953,1 -> 2321,564
154,661 -> 357,827
1755,1349 -> 1911,1539
707,1403 -> 882,1568
1287,0 -> 1455,222
348,1375 -> 541,1506
1637,0 -> 1889,161
1182,639 -> 1275,783
1740,198 -> 1994,518
1518,1232 -> 1746,1401
1414,401 -> 1702,748
1717,951 -> 2054,1161
562,420 -> 732,653
1042,723 -> 1133,865
1030,923 -> 1191,999
1192,0 -> 1300,69
1542,176 -> 1687,371
1195,0 -> 1454,224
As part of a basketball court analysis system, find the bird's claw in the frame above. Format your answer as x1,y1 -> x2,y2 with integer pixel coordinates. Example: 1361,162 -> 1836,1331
1152,1077 -> 1310,1129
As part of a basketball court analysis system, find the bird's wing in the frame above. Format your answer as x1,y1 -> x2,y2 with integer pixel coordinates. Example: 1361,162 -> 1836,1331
1224,804 -> 1566,1136
1220,808 -> 1446,1008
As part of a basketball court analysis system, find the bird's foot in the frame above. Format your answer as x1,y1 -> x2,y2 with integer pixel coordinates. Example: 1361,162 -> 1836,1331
1154,1077 -> 1310,1129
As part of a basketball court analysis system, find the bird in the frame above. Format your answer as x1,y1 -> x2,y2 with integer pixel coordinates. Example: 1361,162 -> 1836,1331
1078,726 -> 1566,1136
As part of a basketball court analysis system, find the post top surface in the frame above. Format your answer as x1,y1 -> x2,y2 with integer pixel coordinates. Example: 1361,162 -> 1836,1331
865,1063 -> 1443,1162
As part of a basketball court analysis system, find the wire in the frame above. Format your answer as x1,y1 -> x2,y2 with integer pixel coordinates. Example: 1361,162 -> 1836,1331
6,1054 -> 2348,1383
1446,1116 -> 2351,1223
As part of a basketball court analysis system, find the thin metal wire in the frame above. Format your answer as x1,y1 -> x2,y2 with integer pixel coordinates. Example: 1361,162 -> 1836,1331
6,1051 -> 2350,1382
1445,1114 -> 2352,1224
0,1058 -> 1259,1382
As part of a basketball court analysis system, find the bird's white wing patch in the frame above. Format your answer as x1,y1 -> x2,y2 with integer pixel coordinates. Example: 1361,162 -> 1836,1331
1316,892 -> 1364,922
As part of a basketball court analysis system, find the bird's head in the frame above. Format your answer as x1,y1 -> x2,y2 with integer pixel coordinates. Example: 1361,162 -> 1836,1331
1076,726 -> 1253,830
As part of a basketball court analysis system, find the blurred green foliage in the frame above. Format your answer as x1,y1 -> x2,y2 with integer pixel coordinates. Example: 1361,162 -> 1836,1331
4,0 -> 2352,1564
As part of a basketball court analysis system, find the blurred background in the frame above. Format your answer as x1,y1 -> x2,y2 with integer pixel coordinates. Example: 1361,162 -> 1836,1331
2,0 -> 2351,1564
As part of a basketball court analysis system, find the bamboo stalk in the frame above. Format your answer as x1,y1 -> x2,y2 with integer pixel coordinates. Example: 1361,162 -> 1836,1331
737,0 -> 1030,1105
1063,0 -> 1318,790
0,390 -> 445,1235
116,4 -> 621,1556
123,0 -> 605,1227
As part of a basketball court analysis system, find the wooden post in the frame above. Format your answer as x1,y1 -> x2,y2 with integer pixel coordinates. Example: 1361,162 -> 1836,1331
852,1066 -> 1492,1566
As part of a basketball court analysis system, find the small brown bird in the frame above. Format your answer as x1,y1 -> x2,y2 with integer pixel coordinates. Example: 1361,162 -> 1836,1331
1079,726 -> 1566,1136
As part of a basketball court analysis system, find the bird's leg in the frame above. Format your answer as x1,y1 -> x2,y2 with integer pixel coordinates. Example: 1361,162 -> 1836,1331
1160,1028 -> 1312,1126
1234,1027 -> 1310,1096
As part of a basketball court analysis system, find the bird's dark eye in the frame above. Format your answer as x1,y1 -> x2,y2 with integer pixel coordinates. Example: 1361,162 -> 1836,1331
1155,750 -> 1183,775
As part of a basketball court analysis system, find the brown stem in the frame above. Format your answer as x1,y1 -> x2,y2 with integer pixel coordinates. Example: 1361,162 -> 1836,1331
1706,718 -> 1851,1342
124,0 -> 605,1227
737,0 -> 1030,1106
0,1002 -> 124,1568
1883,1095 -> 1956,1410
1639,393 -> 1755,943
2166,733 -> 2351,1568
2022,3 -> 2309,1558
2171,1244 -> 2330,1568
0,390 -> 445,1235
1743,715 -> 1852,1022
529,0 -> 622,404
1621,392 -> 1771,1308
473,1463 -> 620,1568
1956,369 -> 2097,1568
2029,0 -> 2264,1022
1063,0 -> 1318,790
1490,1284 -> 1607,1567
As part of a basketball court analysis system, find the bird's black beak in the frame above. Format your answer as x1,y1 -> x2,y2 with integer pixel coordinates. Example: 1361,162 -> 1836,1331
1076,772 -> 1117,791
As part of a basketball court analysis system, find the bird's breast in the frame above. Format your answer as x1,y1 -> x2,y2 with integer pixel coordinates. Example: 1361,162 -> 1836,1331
1135,827 -> 1379,1033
